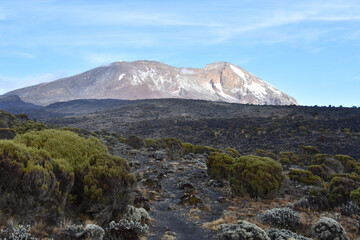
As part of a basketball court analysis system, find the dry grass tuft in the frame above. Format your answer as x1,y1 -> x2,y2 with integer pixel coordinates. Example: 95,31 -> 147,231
202,215 -> 238,231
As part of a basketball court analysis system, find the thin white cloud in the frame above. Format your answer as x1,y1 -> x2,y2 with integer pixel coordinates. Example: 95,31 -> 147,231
12,51 -> 35,59
211,1 -> 360,43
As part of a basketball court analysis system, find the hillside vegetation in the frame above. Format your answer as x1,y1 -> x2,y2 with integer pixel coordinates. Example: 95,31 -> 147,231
1,100 -> 360,239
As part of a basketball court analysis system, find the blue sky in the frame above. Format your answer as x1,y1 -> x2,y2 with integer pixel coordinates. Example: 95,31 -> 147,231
0,0 -> 360,106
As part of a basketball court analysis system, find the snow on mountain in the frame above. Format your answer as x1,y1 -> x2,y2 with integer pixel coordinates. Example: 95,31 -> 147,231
3,60 -> 298,106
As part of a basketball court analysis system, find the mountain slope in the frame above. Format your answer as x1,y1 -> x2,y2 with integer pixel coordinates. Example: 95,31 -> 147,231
0,95 -> 42,114
3,61 -> 298,106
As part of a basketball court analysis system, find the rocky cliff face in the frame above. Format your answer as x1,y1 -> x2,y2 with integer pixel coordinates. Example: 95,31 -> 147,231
4,61 -> 298,106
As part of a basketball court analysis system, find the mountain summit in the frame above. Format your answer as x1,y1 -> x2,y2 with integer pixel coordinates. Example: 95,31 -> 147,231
4,61 -> 298,106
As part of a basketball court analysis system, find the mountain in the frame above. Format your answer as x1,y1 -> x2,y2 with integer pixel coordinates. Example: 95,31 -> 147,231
0,95 -> 42,114
3,61 -> 298,106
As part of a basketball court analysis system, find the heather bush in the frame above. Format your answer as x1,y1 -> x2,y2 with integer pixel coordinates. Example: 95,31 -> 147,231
279,151 -> 299,165
350,188 -> 360,206
230,155 -> 284,199
105,219 -> 149,240
225,147 -> 239,158
207,152 -> 234,180
334,154 -> 360,175
298,145 -> 320,165
256,149 -> 277,159
160,137 -> 184,159
217,220 -> 270,240
0,222 -> 38,240
144,138 -> 157,148
312,154 -> 344,173
266,228 -> 312,240
182,142 -> 195,155
307,164 -> 334,180
4,129 -> 136,224
327,176 -> 358,207
299,145 -> 320,155
0,140 -> 74,224
84,224 -> 105,240
127,135 -> 145,149
288,169 -> 324,186
311,217 -> 349,240
258,207 -> 301,231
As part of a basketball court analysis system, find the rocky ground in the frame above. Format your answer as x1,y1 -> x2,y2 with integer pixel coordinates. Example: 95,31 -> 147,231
115,145 -> 222,239
111,142 -> 360,240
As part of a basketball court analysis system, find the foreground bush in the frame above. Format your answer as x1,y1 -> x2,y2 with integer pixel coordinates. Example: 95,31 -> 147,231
0,140 -> 74,224
258,207 -> 301,231
266,228 -> 312,240
1,129 -> 136,225
311,217 -> 349,240
207,152 -> 234,180
217,220 -> 270,240
230,155 -> 284,199
0,222 -> 38,240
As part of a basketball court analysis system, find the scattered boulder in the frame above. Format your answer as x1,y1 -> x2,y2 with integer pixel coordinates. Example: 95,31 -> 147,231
208,179 -> 224,187
311,217 -> 349,240
217,220 -> 270,240
178,182 -> 196,194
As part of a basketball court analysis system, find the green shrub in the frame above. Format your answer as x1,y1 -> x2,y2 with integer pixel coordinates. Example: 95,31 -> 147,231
225,147 -> 239,158
230,155 -> 284,199
307,164 -> 334,180
299,145 -> 320,155
312,154 -> 344,173
127,135 -> 145,149
0,140 -> 74,224
182,143 -> 196,155
350,188 -> 360,206
13,129 -> 136,224
334,154 -> 360,174
159,138 -> 184,159
329,173 -> 360,182
181,142 -> 221,155
145,138 -> 157,148
256,149 -> 277,159
327,176 -> 358,207
288,169 -> 324,186
207,152 -> 234,180
194,145 -> 222,155
14,120 -> 48,134
279,152 -> 299,165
